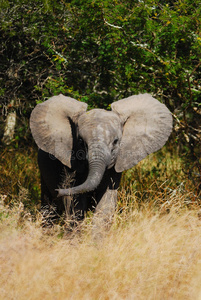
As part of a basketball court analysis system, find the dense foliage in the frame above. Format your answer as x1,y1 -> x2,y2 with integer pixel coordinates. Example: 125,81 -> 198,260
0,0 -> 200,202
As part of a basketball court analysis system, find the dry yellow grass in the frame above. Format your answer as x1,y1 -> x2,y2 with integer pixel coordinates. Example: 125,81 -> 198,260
1,198 -> 201,300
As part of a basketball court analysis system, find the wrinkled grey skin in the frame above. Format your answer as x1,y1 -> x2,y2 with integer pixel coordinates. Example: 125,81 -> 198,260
30,94 -> 172,235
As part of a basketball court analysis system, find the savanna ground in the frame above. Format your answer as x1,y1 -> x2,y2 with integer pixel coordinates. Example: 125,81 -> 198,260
1,147 -> 201,300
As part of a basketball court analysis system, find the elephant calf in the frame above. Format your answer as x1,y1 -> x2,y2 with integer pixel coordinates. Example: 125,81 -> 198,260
30,93 -> 172,234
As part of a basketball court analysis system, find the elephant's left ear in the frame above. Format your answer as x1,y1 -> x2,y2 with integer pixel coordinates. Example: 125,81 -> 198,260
30,94 -> 87,168
111,94 -> 172,172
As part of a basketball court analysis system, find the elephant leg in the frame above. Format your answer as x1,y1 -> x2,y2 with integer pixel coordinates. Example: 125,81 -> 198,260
40,175 -> 57,227
92,189 -> 117,240
41,175 -> 52,207
40,170 -> 65,226
72,194 -> 89,221
63,194 -> 90,231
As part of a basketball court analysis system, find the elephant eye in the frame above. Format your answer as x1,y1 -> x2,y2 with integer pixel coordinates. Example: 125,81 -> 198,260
78,137 -> 84,145
113,138 -> 119,146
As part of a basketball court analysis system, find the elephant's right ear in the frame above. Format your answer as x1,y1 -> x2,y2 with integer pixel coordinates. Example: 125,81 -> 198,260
30,94 -> 87,168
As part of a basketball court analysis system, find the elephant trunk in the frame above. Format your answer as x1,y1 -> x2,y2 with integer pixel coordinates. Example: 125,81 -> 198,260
57,146 -> 109,196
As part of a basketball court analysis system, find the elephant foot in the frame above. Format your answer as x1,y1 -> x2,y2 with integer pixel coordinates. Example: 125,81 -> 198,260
40,204 -> 60,228
91,213 -> 113,242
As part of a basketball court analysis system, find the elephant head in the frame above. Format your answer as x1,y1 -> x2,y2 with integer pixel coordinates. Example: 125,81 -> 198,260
30,93 -> 172,196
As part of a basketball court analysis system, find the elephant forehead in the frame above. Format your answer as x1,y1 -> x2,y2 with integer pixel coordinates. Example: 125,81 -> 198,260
78,109 -> 120,125
78,109 -> 122,140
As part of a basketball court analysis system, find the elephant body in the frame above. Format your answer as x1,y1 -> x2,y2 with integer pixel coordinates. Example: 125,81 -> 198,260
38,148 -> 121,223
30,93 -> 172,233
